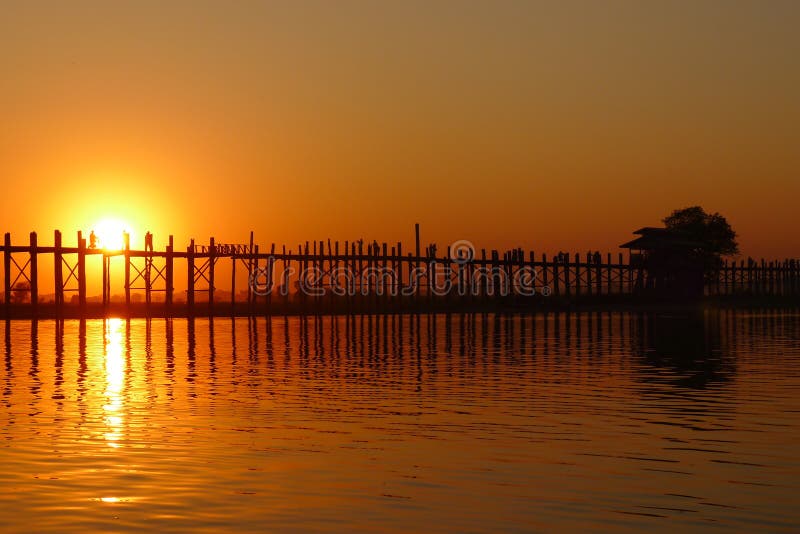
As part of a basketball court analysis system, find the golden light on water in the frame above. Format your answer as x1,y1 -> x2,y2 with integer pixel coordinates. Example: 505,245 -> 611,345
103,318 -> 125,449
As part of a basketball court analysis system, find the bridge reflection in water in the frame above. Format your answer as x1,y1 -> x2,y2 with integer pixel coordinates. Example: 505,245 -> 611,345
0,311 -> 799,531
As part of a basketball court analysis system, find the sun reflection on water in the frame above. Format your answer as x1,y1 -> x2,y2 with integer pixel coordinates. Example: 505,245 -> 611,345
103,318 -> 125,449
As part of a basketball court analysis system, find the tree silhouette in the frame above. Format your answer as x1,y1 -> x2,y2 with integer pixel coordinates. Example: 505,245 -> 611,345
663,206 -> 738,279
11,281 -> 30,304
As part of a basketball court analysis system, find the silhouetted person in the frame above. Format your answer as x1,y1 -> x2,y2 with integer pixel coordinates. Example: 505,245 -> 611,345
89,231 -> 97,249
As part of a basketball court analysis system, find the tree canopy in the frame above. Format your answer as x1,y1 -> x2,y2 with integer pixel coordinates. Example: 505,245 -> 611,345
663,206 -> 739,257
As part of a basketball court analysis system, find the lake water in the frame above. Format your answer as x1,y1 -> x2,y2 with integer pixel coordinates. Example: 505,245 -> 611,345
1,311 -> 799,532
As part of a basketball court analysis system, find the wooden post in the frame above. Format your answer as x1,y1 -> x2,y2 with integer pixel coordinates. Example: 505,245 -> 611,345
3,233 -> 10,311
627,251 -> 634,294
145,233 -> 152,307
187,239 -> 195,310
231,245 -> 236,308
301,242 -> 308,311
382,242 -> 388,307
605,253 -> 611,295
553,253 -> 560,296
795,259 -> 799,296
248,231 -> 254,306
564,253 -> 571,297
541,253 -> 548,294
769,260 -> 774,296
397,241 -> 403,302
596,253 -> 602,296
618,252 -> 624,294
29,232 -> 38,310
54,230 -> 63,309
584,252 -> 591,296
208,237 -> 215,311
102,252 -> 108,307
261,243 -> 269,311
78,231 -> 87,309
780,260 -> 786,296
166,235 -> 174,308
124,231 -> 131,307
282,244 -> 288,309
477,248 -> 485,300
358,240 -> 364,300
741,259 -> 746,295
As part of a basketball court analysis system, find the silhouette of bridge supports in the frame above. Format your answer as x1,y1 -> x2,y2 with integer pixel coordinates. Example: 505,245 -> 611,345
187,237 -> 217,314
122,232 -> 174,309
1,223 -> 798,319
53,230 -> 86,312
230,231 -> 257,309
3,232 -> 38,311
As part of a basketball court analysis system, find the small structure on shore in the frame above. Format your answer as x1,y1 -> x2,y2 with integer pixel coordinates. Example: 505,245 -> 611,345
621,227 -> 705,297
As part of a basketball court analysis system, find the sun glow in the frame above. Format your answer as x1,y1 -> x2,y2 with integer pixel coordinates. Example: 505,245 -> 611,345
92,218 -> 133,250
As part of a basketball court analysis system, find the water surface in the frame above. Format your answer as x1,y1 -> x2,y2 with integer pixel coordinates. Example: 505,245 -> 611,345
1,311 -> 799,532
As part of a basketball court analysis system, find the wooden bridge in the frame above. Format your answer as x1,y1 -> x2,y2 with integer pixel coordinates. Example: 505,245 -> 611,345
2,225 -> 799,317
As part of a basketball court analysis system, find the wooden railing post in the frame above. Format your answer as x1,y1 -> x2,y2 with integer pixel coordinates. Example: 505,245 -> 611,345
166,235 -> 174,308
208,237 -> 216,311
124,231 -> 131,307
102,251 -> 108,308
144,232 -> 152,307
3,233 -> 11,312
29,232 -> 38,310
595,253 -> 602,296
552,253 -> 560,296
78,231 -> 86,309
187,239 -> 195,310
231,243 -> 236,308
54,230 -> 63,310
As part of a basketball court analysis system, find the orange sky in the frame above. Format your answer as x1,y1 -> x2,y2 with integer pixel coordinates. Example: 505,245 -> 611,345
1,1 -> 798,258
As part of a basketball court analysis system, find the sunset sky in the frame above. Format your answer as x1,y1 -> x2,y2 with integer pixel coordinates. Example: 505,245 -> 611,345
1,1 -> 798,258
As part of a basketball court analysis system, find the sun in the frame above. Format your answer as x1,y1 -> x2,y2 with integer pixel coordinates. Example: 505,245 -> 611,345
91,218 -> 133,250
